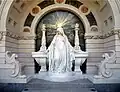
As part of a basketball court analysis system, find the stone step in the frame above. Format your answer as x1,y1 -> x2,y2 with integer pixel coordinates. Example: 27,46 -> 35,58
25,84 -> 93,89
28,78 -> 92,84
22,79 -> 97,92
22,87 -> 97,92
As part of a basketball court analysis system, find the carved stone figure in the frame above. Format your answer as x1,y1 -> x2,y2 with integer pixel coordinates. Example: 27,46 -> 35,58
47,27 -> 75,73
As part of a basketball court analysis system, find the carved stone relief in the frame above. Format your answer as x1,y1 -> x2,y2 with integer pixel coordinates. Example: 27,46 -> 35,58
23,26 -> 31,32
85,29 -> 120,39
94,50 -> 116,78
0,28 -> 119,41
5,51 -> 26,78
90,25 -> 99,32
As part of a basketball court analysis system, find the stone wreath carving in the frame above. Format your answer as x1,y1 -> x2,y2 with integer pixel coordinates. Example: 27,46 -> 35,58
5,51 -> 26,78
94,50 -> 116,78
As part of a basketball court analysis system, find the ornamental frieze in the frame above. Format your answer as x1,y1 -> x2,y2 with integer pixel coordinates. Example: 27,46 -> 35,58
85,29 -> 120,39
0,29 -> 120,40
85,35 -> 103,39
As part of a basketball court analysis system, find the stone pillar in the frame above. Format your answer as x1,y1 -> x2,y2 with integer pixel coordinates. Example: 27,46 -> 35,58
74,23 -> 80,50
40,24 -> 46,51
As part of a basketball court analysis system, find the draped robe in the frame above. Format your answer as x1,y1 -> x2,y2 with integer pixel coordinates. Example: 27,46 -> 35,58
47,33 -> 75,73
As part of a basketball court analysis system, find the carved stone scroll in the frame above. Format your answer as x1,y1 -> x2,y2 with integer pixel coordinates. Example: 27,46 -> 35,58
94,50 -> 116,78
5,51 -> 26,78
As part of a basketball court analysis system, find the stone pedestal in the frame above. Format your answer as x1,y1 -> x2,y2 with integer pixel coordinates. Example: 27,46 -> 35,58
32,52 -> 47,71
32,50 -> 88,72
75,50 -> 88,72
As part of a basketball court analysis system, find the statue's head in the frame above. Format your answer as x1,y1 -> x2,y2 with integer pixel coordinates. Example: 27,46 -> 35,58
57,27 -> 64,36
57,27 -> 63,33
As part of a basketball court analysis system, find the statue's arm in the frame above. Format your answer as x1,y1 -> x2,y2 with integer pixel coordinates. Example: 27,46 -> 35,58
47,35 -> 56,51
64,36 -> 74,52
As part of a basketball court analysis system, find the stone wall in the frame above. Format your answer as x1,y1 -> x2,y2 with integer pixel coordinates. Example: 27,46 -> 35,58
18,40 -> 35,75
0,34 -> 6,64
86,38 -> 104,74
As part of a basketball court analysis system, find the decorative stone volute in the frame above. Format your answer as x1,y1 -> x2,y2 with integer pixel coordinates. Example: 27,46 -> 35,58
94,50 -> 116,78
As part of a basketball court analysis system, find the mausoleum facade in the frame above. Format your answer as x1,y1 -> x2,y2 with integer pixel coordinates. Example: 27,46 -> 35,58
0,0 -> 120,84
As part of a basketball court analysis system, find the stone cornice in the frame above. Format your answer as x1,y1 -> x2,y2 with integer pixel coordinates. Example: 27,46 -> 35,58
0,31 -> 35,40
1,29 -> 120,40
103,30 -> 115,39
85,29 -> 120,39
18,36 -> 35,40
115,29 -> 120,39
85,35 -> 103,39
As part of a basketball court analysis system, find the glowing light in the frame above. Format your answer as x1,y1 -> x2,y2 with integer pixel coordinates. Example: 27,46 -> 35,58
57,23 -> 63,28
39,11 -> 79,29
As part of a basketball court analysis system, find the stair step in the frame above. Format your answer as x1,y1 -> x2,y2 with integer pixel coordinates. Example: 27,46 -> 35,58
28,79 -> 92,84
22,87 -> 97,92
22,79 -> 97,92
25,83 -> 93,88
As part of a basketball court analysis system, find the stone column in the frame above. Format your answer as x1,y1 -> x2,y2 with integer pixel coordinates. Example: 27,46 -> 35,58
74,23 -> 80,50
40,24 -> 46,51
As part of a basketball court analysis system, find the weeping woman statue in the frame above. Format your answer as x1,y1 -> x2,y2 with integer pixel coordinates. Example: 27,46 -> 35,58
47,27 -> 75,73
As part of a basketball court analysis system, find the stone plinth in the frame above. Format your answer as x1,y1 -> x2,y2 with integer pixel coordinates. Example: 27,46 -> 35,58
32,51 -> 47,71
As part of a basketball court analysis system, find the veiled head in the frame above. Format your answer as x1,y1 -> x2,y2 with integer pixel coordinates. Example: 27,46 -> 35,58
57,27 -> 64,35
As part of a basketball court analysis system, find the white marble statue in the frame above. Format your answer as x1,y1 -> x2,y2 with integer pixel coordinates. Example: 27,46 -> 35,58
47,27 -> 75,73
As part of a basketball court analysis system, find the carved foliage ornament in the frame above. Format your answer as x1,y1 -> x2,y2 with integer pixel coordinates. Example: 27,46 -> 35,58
85,35 -> 103,39
116,29 -> 120,39
3,29 -> 120,40
85,29 -> 120,39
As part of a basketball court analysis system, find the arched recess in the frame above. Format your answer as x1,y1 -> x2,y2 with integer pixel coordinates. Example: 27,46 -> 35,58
31,4 -> 90,35
36,10 -> 85,51
31,4 -> 90,73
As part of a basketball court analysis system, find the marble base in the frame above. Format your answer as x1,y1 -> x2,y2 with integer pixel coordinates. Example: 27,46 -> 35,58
34,72 -> 86,82
0,75 -> 33,83
88,74 -> 120,84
